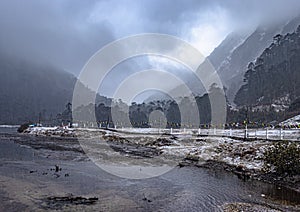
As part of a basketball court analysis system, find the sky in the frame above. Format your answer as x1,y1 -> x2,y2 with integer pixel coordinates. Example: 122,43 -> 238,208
1,0 -> 300,100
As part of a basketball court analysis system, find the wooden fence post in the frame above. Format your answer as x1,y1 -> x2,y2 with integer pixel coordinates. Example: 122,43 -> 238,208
244,125 -> 248,139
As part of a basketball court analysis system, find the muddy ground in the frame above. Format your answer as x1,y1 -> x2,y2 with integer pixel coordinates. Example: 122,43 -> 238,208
0,128 -> 300,211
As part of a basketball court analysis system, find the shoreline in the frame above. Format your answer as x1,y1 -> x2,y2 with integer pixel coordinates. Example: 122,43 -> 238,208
0,127 -> 299,210
22,127 -> 300,194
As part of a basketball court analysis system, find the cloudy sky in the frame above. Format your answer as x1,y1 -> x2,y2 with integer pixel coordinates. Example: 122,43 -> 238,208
1,0 -> 300,74
1,0 -> 300,100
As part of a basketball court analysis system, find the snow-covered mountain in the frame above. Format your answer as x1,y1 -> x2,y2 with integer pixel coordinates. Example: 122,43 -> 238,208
165,31 -> 250,99
207,31 -> 250,72
151,16 -> 300,104
214,15 -> 300,104
234,24 -> 300,112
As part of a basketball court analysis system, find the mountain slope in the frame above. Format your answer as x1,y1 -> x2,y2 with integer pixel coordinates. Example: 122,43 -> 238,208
234,26 -> 300,110
208,31 -> 249,71
217,15 -> 300,103
0,55 -> 110,124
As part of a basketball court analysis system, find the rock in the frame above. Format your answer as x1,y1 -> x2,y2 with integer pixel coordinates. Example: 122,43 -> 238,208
142,194 -> 152,203
222,202 -> 280,212
146,137 -> 173,147
184,154 -> 199,162
17,123 -> 30,133
55,165 -> 62,172
45,195 -> 98,209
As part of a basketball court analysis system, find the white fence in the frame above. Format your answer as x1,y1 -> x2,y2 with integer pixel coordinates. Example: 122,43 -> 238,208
116,127 -> 300,141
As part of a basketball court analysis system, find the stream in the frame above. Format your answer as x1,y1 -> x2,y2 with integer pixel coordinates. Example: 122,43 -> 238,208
0,127 -> 299,211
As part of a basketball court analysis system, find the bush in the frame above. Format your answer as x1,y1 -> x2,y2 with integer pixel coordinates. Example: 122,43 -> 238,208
264,141 -> 300,175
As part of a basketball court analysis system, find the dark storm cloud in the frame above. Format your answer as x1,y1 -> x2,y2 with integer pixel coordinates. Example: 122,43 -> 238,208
0,0 -> 115,74
0,0 -> 300,76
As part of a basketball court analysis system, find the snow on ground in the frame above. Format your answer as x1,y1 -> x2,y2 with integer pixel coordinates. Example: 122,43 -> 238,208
24,126 -> 76,136
24,126 -> 298,172
0,125 -> 20,128
160,136 -> 269,170
280,114 -> 300,127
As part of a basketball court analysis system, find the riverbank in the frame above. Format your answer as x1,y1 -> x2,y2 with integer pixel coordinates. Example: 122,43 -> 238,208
1,130 -> 299,211
23,127 -> 300,194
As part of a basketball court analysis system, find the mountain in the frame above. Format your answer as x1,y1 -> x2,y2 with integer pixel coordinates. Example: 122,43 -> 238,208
208,31 -> 249,71
234,25 -> 300,111
166,16 -> 300,105
0,55 -> 111,124
215,15 -> 300,103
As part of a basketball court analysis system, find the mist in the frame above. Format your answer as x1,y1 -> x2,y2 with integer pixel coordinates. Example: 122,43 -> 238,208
1,0 -> 300,99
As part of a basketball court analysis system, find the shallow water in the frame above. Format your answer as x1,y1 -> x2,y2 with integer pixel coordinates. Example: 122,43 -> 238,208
0,126 -> 18,133
0,128 -> 299,211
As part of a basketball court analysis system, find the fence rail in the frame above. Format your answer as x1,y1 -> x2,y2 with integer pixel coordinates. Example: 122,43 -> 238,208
115,127 -> 300,141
